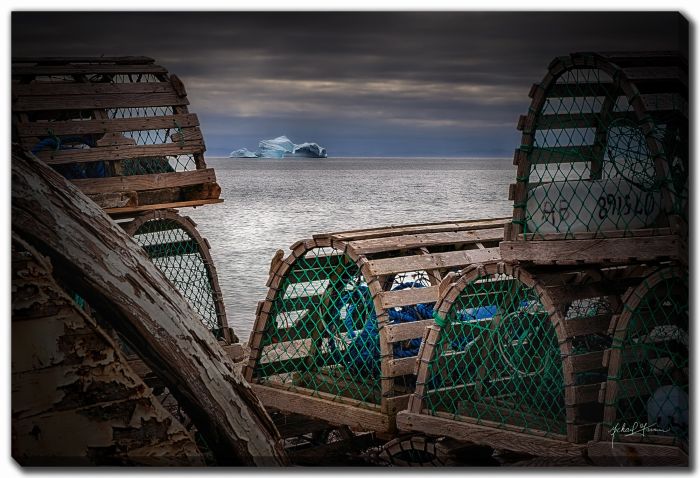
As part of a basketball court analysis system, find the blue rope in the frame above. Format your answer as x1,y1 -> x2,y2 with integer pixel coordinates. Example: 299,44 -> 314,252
328,282 -> 437,376
31,135 -> 105,179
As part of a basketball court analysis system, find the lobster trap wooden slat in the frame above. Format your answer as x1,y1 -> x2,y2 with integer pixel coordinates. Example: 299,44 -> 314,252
500,234 -> 683,265
12,80 -> 179,97
12,55 -> 156,65
13,63 -> 169,76
35,141 -> 204,165
70,168 -> 217,195
103,196 -> 222,217
396,412 -> 584,458
348,228 -> 504,255
378,286 -> 438,309
15,113 -> 200,137
11,57 -> 221,217
13,91 -> 189,112
316,217 -> 508,242
244,218 -> 507,434
366,248 -> 501,276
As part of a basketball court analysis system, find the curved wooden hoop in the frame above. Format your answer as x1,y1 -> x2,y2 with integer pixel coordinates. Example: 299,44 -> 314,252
412,262 -> 567,424
121,209 -> 229,338
601,266 -> 687,437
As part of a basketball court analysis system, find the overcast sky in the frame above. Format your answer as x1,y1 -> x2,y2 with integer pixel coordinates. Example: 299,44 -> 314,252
12,12 -> 688,157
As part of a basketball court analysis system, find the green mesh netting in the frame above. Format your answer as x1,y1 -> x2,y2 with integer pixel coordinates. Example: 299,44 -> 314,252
132,218 -> 220,333
606,270 -> 688,444
254,246 -> 436,405
423,271 -> 567,437
110,104 -> 196,175
521,66 -> 686,238
255,247 -> 382,404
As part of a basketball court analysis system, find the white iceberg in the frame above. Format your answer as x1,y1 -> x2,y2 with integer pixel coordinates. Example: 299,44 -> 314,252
228,148 -> 259,158
230,135 -> 327,159
259,136 -> 296,158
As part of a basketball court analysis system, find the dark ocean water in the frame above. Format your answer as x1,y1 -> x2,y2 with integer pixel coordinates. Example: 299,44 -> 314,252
187,156 -> 515,341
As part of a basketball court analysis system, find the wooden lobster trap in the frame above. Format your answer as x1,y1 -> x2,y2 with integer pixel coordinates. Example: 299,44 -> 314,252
11,56 -> 222,217
11,57 -> 231,340
501,51 -> 688,266
396,261 -> 682,462
243,218 -> 508,434
589,266 -> 688,465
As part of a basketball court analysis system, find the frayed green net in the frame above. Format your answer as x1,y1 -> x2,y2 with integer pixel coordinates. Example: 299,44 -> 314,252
423,272 -> 566,437
132,218 -> 220,334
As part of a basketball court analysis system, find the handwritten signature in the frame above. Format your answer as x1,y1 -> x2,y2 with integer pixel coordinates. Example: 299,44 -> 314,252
609,422 -> 671,448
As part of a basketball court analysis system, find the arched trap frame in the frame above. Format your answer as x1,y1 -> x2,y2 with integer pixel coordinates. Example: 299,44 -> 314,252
501,51 -> 688,266
396,261 -> 668,458
593,266 -> 688,464
12,56 -> 222,217
397,262 -> 581,457
243,218 -> 508,434
120,209 -> 233,341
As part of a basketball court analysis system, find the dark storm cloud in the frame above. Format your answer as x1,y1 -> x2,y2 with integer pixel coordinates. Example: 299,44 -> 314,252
12,12 -> 687,156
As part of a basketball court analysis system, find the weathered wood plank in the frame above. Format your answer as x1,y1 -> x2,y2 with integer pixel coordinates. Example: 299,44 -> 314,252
90,182 -> 220,212
35,142 -> 203,165
104,198 -> 223,216
13,64 -> 168,76
564,315 -> 612,337
71,168 -> 216,195
566,383 -> 601,405
11,235 -> 204,466
11,149 -> 286,465
379,286 -> 438,309
14,91 -> 188,111
500,235 -> 682,264
385,320 -> 436,343
367,248 -> 501,276
623,66 -> 688,86
569,350 -> 605,372
396,412 -> 583,457
586,440 -> 688,466
320,217 -> 509,242
518,227 -> 672,241
13,56 -> 155,65
12,81 -> 175,97
348,228 -> 504,255
598,50 -> 686,65
386,395 -> 412,415
387,356 -> 418,377
252,383 -> 390,433
610,376 -> 663,400
16,113 -> 200,137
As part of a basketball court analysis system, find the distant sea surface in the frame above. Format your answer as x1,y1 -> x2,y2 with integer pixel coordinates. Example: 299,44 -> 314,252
187,156 -> 515,341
